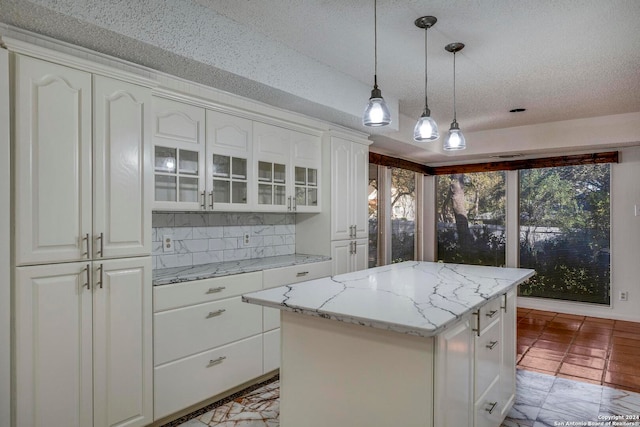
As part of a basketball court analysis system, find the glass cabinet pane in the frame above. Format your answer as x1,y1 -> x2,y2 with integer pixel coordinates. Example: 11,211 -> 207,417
155,147 -> 176,173
308,188 -> 318,206
213,180 -> 230,203
308,168 -> 317,186
274,185 -> 286,205
258,161 -> 272,182
179,150 -> 199,175
296,186 -> 306,206
274,163 -> 286,183
212,154 -> 230,178
232,157 -> 247,180
258,184 -> 272,205
295,167 -> 306,185
231,181 -> 247,204
179,177 -> 199,202
155,175 -> 176,201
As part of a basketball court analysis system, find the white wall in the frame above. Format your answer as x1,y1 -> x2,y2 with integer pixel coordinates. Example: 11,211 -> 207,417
516,146 -> 640,321
0,47 -> 11,427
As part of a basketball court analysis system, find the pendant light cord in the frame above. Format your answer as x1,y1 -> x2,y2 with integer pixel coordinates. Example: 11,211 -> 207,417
373,0 -> 378,89
424,26 -> 428,111
452,50 -> 457,122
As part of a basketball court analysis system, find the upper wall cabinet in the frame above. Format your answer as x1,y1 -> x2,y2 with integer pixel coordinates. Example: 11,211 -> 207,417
152,96 -> 206,210
206,110 -> 254,211
253,122 -> 321,213
14,55 -> 152,265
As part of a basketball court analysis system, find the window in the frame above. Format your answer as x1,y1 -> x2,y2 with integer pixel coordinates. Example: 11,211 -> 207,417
391,168 -> 416,263
368,164 -> 379,268
436,172 -> 506,266
518,164 -> 611,304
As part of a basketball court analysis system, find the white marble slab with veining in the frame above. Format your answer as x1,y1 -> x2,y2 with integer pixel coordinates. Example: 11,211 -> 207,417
153,254 -> 330,286
242,261 -> 535,337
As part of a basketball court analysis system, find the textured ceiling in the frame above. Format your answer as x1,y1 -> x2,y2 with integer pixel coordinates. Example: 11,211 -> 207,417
1,0 -> 640,164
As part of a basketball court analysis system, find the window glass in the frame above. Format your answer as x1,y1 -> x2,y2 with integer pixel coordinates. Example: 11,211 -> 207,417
391,168 -> 416,263
368,164 -> 379,268
519,164 -> 611,305
436,171 -> 506,266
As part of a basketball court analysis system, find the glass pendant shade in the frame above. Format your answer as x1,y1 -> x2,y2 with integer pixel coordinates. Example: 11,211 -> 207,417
443,121 -> 466,151
364,88 -> 391,127
413,111 -> 439,141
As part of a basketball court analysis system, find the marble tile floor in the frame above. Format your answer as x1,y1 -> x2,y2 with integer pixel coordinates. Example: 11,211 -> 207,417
169,369 -> 640,427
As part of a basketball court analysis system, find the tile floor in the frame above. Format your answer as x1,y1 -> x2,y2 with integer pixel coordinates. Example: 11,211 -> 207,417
173,370 -> 640,427
517,308 -> 640,393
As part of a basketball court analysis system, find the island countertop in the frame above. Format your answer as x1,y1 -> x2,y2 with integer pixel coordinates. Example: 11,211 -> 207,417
242,261 -> 535,337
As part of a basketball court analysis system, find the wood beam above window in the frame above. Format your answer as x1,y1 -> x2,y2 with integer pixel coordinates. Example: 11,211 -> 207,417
368,152 -> 434,175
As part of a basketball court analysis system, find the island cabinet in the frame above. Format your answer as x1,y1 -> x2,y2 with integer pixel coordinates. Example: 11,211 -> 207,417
243,261 -> 534,427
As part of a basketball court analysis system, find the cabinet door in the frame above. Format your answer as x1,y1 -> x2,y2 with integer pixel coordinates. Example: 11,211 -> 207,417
152,96 -> 206,210
94,76 -> 152,259
434,317 -> 474,427
93,257 -> 152,427
206,110 -> 254,211
15,262 -> 93,427
351,142 -> 369,239
253,122 -> 290,211
14,55 -> 92,265
330,240 -> 352,275
353,238 -> 369,272
330,137 -> 352,240
499,290 -> 517,419
290,130 -> 321,213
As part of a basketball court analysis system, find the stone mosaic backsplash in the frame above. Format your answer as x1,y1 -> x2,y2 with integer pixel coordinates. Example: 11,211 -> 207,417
152,212 -> 295,270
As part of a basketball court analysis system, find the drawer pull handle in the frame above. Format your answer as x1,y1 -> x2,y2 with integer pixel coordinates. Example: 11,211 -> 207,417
206,286 -> 226,294
501,293 -> 507,312
485,401 -> 498,414
207,356 -> 226,367
296,271 -> 309,277
486,309 -> 498,318
206,309 -> 226,318
472,310 -> 480,336
486,340 -> 499,350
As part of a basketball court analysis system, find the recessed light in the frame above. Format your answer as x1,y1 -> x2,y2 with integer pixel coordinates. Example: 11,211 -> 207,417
509,108 -> 526,113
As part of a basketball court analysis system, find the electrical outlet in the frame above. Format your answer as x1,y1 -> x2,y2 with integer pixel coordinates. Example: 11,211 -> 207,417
619,291 -> 628,301
242,233 -> 251,247
163,234 -> 174,253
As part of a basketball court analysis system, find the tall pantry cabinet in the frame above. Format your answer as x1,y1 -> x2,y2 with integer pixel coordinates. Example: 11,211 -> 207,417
12,53 -> 153,427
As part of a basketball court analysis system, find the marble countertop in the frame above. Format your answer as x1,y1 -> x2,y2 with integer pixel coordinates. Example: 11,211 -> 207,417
242,261 -> 535,337
153,254 -> 331,286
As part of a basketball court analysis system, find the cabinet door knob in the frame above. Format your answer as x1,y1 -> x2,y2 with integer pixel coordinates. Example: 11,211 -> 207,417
486,340 -> 498,350
207,356 -> 226,367
206,286 -> 226,294
485,401 -> 498,414
206,309 -> 226,318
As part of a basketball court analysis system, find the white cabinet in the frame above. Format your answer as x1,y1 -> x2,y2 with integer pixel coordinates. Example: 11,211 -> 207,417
330,239 -> 367,275
15,258 -> 153,427
152,96 -> 206,210
499,289 -> 517,419
153,272 -> 264,420
14,55 -> 151,265
206,110 -> 254,210
254,121 -> 321,213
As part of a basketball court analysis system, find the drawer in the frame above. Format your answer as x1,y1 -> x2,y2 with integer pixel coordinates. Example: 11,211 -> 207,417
262,261 -> 331,289
263,328 -> 280,373
264,306 -> 280,332
154,296 -> 262,365
476,297 -> 502,334
154,335 -> 263,420
475,318 -> 501,397
154,271 -> 262,312
474,376 -> 503,427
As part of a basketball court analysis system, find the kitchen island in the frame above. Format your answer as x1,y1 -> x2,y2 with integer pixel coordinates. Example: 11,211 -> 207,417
242,261 -> 535,427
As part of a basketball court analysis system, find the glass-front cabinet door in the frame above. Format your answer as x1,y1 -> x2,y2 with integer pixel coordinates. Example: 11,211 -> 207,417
253,122 -> 291,212
152,96 -> 206,210
291,130 -> 322,213
258,161 -> 287,208
294,166 -> 319,209
206,110 -> 254,210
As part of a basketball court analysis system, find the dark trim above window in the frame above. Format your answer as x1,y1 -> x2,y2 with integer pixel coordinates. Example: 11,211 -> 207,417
369,152 -> 434,175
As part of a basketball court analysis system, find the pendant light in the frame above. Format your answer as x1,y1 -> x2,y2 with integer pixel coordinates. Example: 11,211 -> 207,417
413,16 -> 439,142
363,0 -> 391,127
443,42 -> 466,151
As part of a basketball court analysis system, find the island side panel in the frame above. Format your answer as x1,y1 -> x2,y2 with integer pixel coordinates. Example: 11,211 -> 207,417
280,311 -> 434,427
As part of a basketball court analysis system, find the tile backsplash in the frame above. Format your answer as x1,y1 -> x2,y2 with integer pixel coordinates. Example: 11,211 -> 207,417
152,212 -> 295,270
